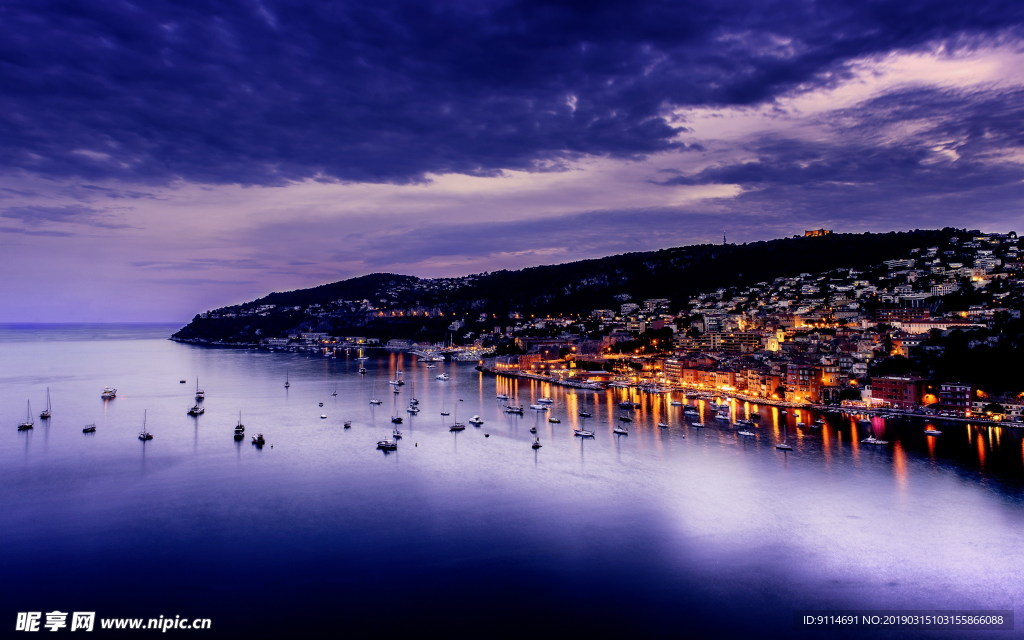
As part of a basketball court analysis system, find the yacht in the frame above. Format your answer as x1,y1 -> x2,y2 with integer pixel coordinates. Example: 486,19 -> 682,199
548,417 -> 560,424
860,435 -> 889,445
101,387 -> 117,399
578,410 -> 592,418
531,438 -> 542,449
369,398 -> 383,405
83,423 -> 97,434
775,441 -> 792,451
194,378 -> 205,401
690,422 -> 705,428
320,414 -> 327,419
392,428 -> 402,440
924,428 -> 943,436
449,422 -> 466,432
138,410 -> 153,441
17,400 -> 33,431
738,430 -> 756,437
376,439 -> 397,451
529,404 -> 548,411
391,416 -> 403,424
187,404 -> 204,416
657,422 -> 669,428
496,394 -> 510,400
406,405 -> 420,414
252,433 -> 266,447
618,415 -> 632,422
389,379 -> 405,386
573,428 -> 595,438
537,397 -> 554,405
40,388 -> 52,419
613,425 -> 629,435
505,406 -> 524,415
468,415 -> 484,426
436,373 -> 449,381
670,400 -> 683,406
529,426 -> 537,434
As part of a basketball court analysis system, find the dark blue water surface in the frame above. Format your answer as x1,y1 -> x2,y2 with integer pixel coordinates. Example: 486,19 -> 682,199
1,325 -> 1022,638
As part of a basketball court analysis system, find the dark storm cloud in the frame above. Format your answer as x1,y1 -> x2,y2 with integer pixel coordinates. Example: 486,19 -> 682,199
656,85 -> 1024,216
1,0 -> 1021,186
0,204 -> 133,228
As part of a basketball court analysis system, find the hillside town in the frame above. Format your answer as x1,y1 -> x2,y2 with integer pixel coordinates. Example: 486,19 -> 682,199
183,230 -> 1024,424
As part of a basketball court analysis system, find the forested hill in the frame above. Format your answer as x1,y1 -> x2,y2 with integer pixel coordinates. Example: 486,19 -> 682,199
172,228 -> 965,343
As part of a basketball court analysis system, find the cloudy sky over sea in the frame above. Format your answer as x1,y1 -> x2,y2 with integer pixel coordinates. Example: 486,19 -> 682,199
2,1 -> 1022,321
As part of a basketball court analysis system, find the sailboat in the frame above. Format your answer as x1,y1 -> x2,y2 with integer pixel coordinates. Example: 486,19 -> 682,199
775,421 -> 792,450
369,380 -> 382,405
284,370 -> 290,389
195,378 -> 205,400
532,437 -> 542,449
234,412 -> 245,440
138,410 -> 153,441
40,388 -> 52,419
17,400 -> 33,430
613,423 -> 629,435
449,403 -> 466,431
332,386 -> 338,397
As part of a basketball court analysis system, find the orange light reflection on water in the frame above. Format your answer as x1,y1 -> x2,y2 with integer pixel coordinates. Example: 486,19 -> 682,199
893,442 -> 908,493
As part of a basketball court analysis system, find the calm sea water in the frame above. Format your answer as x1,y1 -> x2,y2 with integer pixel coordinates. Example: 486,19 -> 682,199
1,324 -> 1022,638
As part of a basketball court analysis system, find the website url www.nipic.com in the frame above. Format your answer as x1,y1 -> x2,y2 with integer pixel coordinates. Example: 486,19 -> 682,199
16,612 -> 212,633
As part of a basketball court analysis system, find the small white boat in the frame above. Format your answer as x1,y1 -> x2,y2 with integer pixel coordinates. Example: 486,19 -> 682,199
436,373 -> 449,381
251,433 -> 265,446
796,421 -> 806,428
613,425 -> 629,435
775,442 -> 792,450
468,415 -> 484,425
548,417 -> 560,423
670,400 -> 683,406
194,378 -> 205,400
505,406 -> 524,415
449,422 -> 466,431
861,435 -> 889,445
657,422 -> 669,428
369,398 -> 383,405
529,404 -> 548,411
532,438 -> 542,449
101,387 -> 117,399
738,430 -> 756,437
392,428 -> 402,439
40,388 -> 52,419
17,400 -> 33,431
924,428 -> 942,436
690,422 -> 705,428
573,429 -> 595,438
440,411 -> 450,416
187,404 -> 204,416
537,397 -> 554,404
138,410 -> 153,441
496,394 -> 509,400
376,439 -> 397,451
578,411 -> 592,418
320,414 -> 327,419
406,405 -> 420,414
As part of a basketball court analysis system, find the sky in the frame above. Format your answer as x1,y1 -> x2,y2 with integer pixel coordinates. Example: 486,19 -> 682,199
1,0 -> 1022,322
